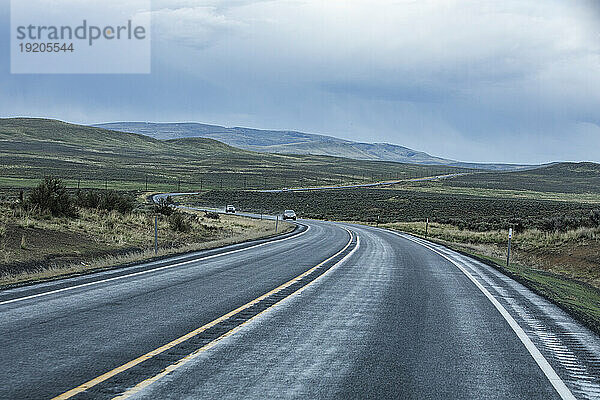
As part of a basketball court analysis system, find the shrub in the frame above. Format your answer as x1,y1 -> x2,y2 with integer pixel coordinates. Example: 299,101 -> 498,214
76,190 -> 102,209
100,191 -> 135,214
205,211 -> 220,220
154,198 -> 174,216
168,212 -> 191,233
28,177 -> 76,217
590,210 -> 600,227
76,190 -> 135,214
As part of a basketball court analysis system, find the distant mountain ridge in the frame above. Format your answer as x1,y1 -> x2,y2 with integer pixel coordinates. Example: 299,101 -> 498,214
93,122 -> 532,171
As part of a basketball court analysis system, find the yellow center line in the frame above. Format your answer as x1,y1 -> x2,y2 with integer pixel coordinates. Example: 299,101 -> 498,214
52,229 -> 354,400
114,230 -> 359,400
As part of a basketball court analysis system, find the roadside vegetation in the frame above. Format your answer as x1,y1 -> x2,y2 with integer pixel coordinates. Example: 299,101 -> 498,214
0,178 -> 292,287
436,162 -> 600,194
186,188 -> 599,231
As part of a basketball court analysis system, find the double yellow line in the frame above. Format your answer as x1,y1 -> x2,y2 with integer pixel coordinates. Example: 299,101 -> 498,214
53,228 -> 355,400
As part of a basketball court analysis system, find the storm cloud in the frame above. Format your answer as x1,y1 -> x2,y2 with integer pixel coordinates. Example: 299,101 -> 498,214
1,0 -> 599,163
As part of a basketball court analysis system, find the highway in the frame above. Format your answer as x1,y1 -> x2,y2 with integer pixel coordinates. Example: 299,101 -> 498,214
1,211 -> 600,398
258,173 -> 469,193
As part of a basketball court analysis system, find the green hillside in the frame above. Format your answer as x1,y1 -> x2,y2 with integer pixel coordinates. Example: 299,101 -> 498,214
94,122 -> 530,171
437,163 -> 600,194
0,118 -> 467,191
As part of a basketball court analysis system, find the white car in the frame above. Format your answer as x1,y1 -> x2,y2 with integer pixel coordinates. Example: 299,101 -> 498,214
282,210 -> 297,220
225,205 -> 236,213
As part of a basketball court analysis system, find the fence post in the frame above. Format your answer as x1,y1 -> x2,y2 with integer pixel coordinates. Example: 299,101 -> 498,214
507,228 -> 513,267
154,216 -> 158,255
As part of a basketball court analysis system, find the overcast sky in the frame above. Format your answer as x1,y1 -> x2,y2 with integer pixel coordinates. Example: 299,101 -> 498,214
1,0 -> 600,164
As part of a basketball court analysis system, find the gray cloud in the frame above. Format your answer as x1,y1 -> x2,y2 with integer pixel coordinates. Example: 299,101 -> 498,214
1,0 -> 600,163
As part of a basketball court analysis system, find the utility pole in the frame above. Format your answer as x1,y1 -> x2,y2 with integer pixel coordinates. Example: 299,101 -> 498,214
145,175 -> 148,191
507,228 -> 513,267
200,177 -> 203,190
105,179 -> 107,190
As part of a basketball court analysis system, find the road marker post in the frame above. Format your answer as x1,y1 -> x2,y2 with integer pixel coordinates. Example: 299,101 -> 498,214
154,216 -> 158,255
425,218 -> 429,238
275,214 -> 279,233
507,227 -> 513,267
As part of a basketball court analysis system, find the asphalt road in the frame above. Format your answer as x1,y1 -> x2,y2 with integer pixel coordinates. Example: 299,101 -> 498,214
150,173 -> 468,198
258,173 -> 467,193
1,216 -> 600,399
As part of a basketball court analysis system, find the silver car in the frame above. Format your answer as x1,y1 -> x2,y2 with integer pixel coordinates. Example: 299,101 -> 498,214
282,210 -> 297,220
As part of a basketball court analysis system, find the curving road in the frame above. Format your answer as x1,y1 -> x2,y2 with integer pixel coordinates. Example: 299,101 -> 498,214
1,211 -> 600,399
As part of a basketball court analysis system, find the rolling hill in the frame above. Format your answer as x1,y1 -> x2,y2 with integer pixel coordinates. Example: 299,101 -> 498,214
0,118 -> 467,191
93,122 -> 531,171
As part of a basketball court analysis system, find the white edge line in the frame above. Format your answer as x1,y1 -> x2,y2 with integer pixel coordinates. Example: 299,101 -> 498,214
390,231 -> 576,400
0,225 -> 311,307
113,230 -> 360,399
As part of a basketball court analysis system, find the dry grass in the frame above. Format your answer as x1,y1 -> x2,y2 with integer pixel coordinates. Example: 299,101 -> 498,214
380,221 -> 600,288
0,203 -> 294,287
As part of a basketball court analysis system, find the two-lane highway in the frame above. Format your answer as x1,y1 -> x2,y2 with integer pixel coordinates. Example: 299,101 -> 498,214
0,219 -> 351,399
1,216 -> 599,399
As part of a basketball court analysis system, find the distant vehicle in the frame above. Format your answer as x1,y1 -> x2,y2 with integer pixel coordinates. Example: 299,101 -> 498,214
225,205 -> 236,213
282,210 -> 297,220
